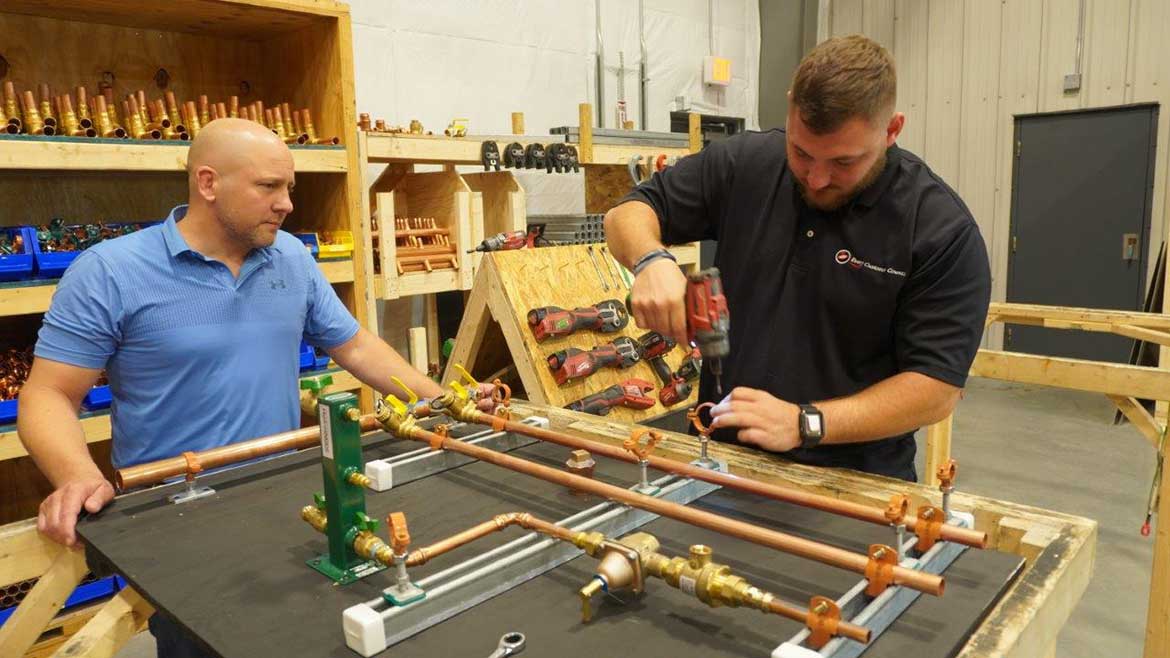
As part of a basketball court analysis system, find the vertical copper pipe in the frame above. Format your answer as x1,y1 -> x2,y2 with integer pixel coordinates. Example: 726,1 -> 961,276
75,87 -> 93,129
302,108 -> 338,145
210,103 -> 221,121
183,101 -> 201,138
264,108 -> 279,134
396,424 -> 944,596
58,94 -> 94,137
280,102 -> 297,136
487,414 -> 986,550
21,90 -> 51,135
199,95 -> 210,125
229,95 -> 239,118
215,102 -> 228,120
255,100 -> 265,125
38,84 -> 56,128
164,91 -> 182,128
3,82 -> 20,130
92,95 -> 125,139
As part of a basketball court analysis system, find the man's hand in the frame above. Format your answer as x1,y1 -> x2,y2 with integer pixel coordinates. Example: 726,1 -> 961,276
629,258 -> 689,346
476,382 -> 501,412
709,387 -> 802,453
37,477 -> 115,547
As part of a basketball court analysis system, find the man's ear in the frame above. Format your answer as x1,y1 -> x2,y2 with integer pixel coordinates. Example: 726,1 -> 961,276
194,166 -> 218,203
886,112 -> 905,148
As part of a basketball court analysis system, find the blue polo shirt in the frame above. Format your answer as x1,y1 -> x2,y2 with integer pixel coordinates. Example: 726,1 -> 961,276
35,205 -> 360,469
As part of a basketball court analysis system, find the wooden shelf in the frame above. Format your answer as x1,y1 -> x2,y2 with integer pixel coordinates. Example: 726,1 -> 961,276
0,367 -> 362,463
0,137 -> 348,174
362,132 -> 691,166
0,259 -> 355,317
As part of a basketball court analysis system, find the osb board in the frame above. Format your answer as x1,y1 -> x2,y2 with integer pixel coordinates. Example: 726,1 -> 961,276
584,164 -> 638,214
485,246 -> 698,421
511,400 -> 1098,658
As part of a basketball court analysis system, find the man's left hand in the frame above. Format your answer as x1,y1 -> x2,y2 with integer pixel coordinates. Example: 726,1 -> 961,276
476,382 -> 502,412
709,387 -> 802,452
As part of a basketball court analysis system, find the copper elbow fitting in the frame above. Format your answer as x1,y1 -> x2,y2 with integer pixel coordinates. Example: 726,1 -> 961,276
75,87 -> 93,129
229,95 -> 239,119
20,91 -> 51,135
151,99 -> 171,129
302,109 -> 340,145
183,101 -> 201,137
198,95 -> 210,125
58,95 -> 95,138
358,113 -> 371,131
93,96 -> 126,139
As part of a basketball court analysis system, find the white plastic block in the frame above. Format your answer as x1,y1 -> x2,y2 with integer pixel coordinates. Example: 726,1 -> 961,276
364,459 -> 395,492
772,642 -> 822,658
343,603 -> 387,657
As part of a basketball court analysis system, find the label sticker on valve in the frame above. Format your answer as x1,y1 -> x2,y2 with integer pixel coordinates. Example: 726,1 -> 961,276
319,404 -> 333,459
679,575 -> 696,596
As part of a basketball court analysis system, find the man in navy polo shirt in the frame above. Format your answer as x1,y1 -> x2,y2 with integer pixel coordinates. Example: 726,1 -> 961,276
607,35 -> 991,481
20,118 -> 454,544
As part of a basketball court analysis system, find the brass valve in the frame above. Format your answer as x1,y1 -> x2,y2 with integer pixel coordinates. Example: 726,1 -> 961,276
353,530 -> 395,566
301,505 -> 328,533
643,543 -> 777,612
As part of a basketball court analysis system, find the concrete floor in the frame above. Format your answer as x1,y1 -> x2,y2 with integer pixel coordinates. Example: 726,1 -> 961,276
112,379 -> 1155,657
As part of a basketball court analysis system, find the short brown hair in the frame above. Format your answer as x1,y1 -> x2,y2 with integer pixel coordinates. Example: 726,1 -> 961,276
790,35 -> 896,134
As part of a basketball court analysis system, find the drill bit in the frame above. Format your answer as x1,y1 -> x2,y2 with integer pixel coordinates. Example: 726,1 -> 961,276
711,359 -> 723,396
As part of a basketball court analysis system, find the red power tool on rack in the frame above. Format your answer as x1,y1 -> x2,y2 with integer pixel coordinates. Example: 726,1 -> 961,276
565,379 -> 656,416
548,337 -> 641,385
528,299 -> 629,342
685,268 -> 730,394
637,331 -> 691,407
467,225 -> 550,253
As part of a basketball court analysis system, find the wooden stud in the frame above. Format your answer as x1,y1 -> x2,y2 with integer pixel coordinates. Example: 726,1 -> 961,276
577,103 -> 594,164
0,546 -> 87,657
49,586 -> 154,658
688,111 -> 702,153
1107,395 -> 1165,449
511,112 -> 524,135
923,415 -> 953,487
970,350 -> 1170,401
1145,442 -> 1170,658
408,327 -> 428,373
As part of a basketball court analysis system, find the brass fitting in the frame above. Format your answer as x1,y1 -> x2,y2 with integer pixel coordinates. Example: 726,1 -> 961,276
643,543 -> 777,612
375,399 -> 420,438
346,470 -> 372,488
199,95 -> 211,125
38,84 -> 56,128
58,95 -> 95,138
353,530 -> 395,566
302,108 -> 340,145
301,504 -> 328,533
20,91 -> 49,135
183,101 -> 202,138
3,82 -> 20,130
75,87 -> 93,129
93,95 -> 126,139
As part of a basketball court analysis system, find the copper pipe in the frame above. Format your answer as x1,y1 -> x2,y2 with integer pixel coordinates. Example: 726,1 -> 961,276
229,95 -> 239,119
115,415 -> 381,490
20,91 -> 51,135
58,95 -> 95,137
397,510 -> 868,643
164,91 -> 182,127
485,412 -> 987,550
38,84 -> 56,128
255,100 -> 265,125
3,82 -> 20,129
280,102 -> 297,136
183,101 -> 201,138
93,95 -> 126,139
390,422 -> 944,596
124,98 -> 160,140
199,95 -> 210,125
358,112 -> 371,131
216,102 -> 228,121
150,99 -> 171,129
75,87 -> 93,129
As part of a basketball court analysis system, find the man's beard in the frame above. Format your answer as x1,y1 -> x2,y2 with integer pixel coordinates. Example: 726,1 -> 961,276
795,149 -> 887,212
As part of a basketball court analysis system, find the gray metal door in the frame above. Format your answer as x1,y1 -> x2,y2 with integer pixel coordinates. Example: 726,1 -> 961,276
1006,104 -> 1158,362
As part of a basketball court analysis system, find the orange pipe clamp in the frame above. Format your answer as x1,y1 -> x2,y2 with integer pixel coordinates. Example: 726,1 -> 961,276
388,512 -> 411,555
624,428 -> 663,461
864,544 -> 898,596
937,459 -> 957,489
806,595 -> 842,650
914,506 -> 946,552
687,402 -> 716,437
885,494 -> 909,525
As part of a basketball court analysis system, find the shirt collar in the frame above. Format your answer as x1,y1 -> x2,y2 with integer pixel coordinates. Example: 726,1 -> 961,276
162,204 -> 280,262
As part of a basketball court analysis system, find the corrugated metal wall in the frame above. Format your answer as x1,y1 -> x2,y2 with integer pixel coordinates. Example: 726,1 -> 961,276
823,0 -> 1170,347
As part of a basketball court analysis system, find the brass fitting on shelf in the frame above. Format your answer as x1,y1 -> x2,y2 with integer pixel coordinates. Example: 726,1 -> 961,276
124,99 -> 160,140
229,95 -> 240,119
301,108 -> 340,145
199,95 -> 211,125
75,87 -> 94,129
58,95 -> 95,138
183,101 -> 202,138
301,504 -> 328,533
21,91 -> 50,136
3,82 -> 20,131
38,84 -> 57,129
93,95 -> 127,139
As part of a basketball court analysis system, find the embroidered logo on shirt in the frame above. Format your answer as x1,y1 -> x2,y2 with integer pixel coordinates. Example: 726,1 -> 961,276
833,248 -> 906,277
270,279 -> 287,289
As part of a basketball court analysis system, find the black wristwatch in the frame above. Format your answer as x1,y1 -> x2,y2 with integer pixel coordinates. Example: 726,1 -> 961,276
798,404 -> 825,449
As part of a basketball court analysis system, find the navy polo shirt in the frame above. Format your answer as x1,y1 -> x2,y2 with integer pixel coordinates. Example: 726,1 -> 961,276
35,205 -> 360,469
623,130 -> 991,479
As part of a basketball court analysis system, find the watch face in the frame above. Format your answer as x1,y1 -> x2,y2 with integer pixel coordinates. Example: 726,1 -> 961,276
805,413 -> 822,435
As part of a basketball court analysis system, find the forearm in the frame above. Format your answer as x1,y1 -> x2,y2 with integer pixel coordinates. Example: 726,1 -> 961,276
604,200 -> 666,268
18,384 -> 102,486
817,372 -> 960,445
328,328 -> 443,400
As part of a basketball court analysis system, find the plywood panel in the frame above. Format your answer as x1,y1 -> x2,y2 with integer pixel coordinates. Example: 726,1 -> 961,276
1083,0 -> 1133,108
987,0 -> 1044,349
923,0 -> 965,185
894,0 -> 929,156
863,0 -> 897,49
956,0 -> 1002,245
830,0 -> 865,37
1038,0 -> 1086,112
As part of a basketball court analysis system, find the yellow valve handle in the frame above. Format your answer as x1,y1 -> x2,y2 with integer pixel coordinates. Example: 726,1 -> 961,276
382,393 -> 409,417
391,376 -> 418,406
453,364 -> 480,389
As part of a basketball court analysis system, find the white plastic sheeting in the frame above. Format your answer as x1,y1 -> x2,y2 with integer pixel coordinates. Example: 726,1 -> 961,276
349,0 -> 761,214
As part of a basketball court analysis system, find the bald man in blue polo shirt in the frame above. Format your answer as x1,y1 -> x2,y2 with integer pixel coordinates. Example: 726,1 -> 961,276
20,119 -> 463,549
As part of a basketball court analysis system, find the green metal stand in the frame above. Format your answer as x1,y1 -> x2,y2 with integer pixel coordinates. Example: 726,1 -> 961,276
307,391 -> 387,585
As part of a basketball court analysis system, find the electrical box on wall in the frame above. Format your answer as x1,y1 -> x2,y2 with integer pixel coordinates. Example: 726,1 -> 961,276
703,56 -> 731,87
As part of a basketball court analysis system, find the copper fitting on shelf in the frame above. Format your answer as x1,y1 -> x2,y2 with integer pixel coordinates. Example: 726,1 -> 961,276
20,91 -> 52,136
3,82 -> 20,131
93,95 -> 126,139
229,95 -> 239,119
216,102 -> 228,122
0,104 -> 16,135
164,91 -> 182,128
358,113 -> 371,131
75,87 -> 93,129
273,106 -> 304,144
374,118 -> 386,132
57,94 -> 95,138
280,102 -> 297,136
483,411 -> 987,550
149,99 -> 172,129
38,84 -> 57,128
124,98 -> 160,140
199,95 -> 211,125
255,100 -> 266,125
183,101 -> 202,138
379,416 -> 945,596
301,108 -> 339,145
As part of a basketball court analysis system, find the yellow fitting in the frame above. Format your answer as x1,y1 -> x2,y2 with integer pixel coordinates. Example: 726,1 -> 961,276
301,505 -> 328,533
570,530 -> 607,557
578,578 -> 603,622
353,531 -> 395,566
347,471 -> 372,488
346,407 -> 362,422
689,544 -> 713,568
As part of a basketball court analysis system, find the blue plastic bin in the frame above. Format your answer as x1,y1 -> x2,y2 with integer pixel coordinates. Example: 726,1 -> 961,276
0,398 -> 16,425
294,233 -> 320,259
31,222 -> 153,279
299,340 -> 316,371
0,227 -> 36,282
82,384 -> 112,411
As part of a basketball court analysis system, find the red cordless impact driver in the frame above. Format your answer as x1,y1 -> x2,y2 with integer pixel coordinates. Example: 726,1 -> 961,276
685,268 -> 730,394
528,299 -> 629,342
467,225 -> 550,253
548,336 -> 641,385
565,379 -> 656,416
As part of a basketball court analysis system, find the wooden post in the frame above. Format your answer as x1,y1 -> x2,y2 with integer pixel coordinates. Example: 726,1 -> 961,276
688,112 -> 702,153
924,414 -> 953,487
511,112 -> 524,135
578,103 -> 594,164
408,327 -> 428,373
0,546 -> 88,656
1145,435 -> 1170,658
49,587 -> 154,658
